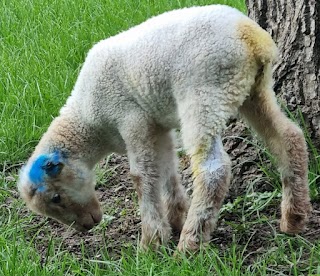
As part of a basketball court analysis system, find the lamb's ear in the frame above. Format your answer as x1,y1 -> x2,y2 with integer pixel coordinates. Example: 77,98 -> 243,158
42,161 -> 64,177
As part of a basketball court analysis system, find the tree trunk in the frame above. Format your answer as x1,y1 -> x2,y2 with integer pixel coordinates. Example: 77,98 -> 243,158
224,0 -> 319,196
246,0 -> 320,146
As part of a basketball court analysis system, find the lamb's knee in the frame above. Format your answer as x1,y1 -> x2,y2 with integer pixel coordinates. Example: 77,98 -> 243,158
282,123 -> 307,153
192,147 -> 231,193
193,162 -> 231,209
189,136 -> 231,198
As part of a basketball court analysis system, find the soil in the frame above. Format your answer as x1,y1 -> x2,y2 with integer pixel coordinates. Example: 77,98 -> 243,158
5,121 -> 320,265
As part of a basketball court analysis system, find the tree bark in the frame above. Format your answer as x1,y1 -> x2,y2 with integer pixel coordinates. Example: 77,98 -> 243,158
246,0 -> 320,146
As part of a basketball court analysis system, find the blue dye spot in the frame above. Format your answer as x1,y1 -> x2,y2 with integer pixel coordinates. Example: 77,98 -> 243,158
29,155 -> 48,185
28,151 -> 64,191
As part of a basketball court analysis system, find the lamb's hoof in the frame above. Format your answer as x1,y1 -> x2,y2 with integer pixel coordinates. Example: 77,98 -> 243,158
177,235 -> 200,253
140,237 -> 161,251
280,214 -> 307,234
280,201 -> 312,234
140,223 -> 171,251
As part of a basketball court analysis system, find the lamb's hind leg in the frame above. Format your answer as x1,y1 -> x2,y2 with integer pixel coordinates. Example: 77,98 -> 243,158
175,86 -> 234,252
177,134 -> 231,252
239,89 -> 311,234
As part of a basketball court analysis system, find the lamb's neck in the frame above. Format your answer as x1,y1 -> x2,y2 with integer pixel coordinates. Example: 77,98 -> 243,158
33,115 -> 107,169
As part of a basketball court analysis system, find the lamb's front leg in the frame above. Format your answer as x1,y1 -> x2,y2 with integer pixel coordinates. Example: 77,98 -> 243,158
156,131 -> 189,235
122,119 -> 171,250
130,154 -> 171,249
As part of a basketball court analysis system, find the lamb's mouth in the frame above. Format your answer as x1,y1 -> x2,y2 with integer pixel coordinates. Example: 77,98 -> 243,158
70,212 -> 103,232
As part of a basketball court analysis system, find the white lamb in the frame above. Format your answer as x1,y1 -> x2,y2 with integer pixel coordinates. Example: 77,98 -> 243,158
18,5 -> 311,252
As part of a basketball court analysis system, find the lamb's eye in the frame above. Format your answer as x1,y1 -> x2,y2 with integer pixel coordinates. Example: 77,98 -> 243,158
52,194 -> 61,203
45,161 -> 53,169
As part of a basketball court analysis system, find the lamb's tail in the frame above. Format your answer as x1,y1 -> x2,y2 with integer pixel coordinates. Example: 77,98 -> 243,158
238,19 -> 278,64
237,19 -> 278,93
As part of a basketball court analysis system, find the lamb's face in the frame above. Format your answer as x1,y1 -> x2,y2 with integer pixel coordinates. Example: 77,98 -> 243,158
18,151 -> 103,232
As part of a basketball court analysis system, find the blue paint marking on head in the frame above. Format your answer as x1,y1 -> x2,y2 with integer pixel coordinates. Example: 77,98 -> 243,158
29,155 -> 48,185
28,151 -> 64,191
44,151 -> 64,177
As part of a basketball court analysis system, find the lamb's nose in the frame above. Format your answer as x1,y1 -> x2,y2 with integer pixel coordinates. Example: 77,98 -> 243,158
92,213 -> 102,225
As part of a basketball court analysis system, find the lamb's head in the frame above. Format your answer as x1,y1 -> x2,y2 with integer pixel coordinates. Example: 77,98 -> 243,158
18,151 -> 102,231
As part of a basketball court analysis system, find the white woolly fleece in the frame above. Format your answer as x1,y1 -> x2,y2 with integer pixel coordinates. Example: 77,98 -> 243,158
60,4 -> 274,156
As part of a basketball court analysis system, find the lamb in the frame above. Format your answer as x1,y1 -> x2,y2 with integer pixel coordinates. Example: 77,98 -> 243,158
18,4 -> 311,252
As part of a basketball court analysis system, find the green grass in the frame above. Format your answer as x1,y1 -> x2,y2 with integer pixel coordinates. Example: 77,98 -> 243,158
1,0 -> 320,275
2,183 -> 320,276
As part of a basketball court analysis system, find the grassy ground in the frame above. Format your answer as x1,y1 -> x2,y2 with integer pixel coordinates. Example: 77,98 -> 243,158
1,0 -> 320,275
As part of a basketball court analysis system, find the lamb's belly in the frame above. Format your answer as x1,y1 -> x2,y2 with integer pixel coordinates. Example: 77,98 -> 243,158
135,89 -> 180,129
155,110 -> 180,130
142,99 -> 180,130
